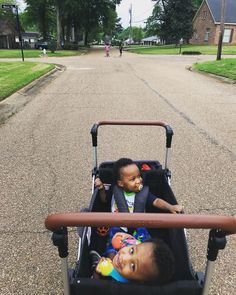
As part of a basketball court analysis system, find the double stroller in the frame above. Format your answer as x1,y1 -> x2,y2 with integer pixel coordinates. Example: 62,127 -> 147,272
45,120 -> 236,295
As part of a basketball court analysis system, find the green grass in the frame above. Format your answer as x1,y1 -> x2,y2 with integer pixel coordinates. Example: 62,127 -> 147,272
193,58 -> 236,81
126,44 -> 236,55
0,49 -> 83,58
0,61 -> 55,100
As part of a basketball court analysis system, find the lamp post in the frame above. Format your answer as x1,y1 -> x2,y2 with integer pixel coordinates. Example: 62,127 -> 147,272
1,4 -> 24,61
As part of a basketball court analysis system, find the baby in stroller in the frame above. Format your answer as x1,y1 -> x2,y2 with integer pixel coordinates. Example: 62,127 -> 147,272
95,157 -> 182,216
92,231 -> 175,285
92,158 -> 182,284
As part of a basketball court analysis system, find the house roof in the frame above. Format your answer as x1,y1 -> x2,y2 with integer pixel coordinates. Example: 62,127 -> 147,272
21,32 -> 40,38
207,0 -> 236,24
142,36 -> 158,42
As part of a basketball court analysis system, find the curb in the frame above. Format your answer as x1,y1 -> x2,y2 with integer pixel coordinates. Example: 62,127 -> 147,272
187,66 -> 236,84
0,64 -> 65,125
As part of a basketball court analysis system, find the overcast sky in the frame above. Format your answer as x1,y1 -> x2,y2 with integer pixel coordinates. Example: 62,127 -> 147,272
116,0 -> 155,28
17,0 -> 155,28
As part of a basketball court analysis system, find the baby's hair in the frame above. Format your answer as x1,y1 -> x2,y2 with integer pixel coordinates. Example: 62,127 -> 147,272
113,158 -> 134,183
143,238 -> 175,285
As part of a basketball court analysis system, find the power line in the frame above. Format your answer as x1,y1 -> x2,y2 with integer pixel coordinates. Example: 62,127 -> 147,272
133,18 -> 148,23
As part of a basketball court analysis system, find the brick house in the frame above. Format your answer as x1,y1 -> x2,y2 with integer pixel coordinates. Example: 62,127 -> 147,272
190,0 -> 236,45
0,18 -> 18,49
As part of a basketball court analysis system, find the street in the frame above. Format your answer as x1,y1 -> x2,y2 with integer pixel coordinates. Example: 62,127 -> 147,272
0,47 -> 235,294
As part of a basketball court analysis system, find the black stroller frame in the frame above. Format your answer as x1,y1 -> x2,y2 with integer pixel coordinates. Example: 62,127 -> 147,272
45,120 -> 236,295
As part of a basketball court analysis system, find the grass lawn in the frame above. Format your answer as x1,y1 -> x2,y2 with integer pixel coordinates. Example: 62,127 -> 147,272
0,61 -> 55,101
193,58 -> 236,81
0,49 -> 84,58
126,44 -> 236,55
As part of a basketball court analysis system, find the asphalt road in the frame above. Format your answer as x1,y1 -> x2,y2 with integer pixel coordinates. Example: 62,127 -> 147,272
0,47 -> 235,294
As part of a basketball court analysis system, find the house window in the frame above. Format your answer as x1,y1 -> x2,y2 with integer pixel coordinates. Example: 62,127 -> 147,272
202,11 -> 208,20
204,28 -> 210,41
223,29 -> 232,43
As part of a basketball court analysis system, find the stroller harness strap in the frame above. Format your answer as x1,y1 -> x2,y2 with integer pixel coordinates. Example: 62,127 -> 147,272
113,185 -> 149,213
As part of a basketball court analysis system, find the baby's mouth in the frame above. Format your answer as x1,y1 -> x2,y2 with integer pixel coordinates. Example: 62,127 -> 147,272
113,253 -> 122,270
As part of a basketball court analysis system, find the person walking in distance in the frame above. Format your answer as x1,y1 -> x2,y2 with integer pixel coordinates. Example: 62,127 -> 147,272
119,41 -> 123,57
105,43 -> 110,57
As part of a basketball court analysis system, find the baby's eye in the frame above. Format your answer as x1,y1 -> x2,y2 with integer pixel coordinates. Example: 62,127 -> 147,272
130,262 -> 135,272
129,247 -> 134,255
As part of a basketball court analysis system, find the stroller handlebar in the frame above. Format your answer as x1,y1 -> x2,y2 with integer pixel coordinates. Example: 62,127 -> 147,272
45,212 -> 236,236
90,120 -> 173,148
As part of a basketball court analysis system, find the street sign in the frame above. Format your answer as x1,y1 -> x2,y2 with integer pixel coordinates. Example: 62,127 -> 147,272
1,4 -> 16,9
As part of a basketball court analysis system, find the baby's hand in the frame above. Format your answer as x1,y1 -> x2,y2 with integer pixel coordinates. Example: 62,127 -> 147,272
95,178 -> 104,190
170,204 -> 183,214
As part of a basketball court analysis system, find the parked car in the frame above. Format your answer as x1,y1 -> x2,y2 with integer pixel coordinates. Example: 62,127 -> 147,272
35,40 -> 48,50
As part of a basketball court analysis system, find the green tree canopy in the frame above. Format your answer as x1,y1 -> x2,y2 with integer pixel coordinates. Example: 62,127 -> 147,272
148,0 -> 196,44
22,0 -> 121,45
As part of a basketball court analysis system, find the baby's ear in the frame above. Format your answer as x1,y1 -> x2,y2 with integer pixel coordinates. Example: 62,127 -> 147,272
117,180 -> 124,188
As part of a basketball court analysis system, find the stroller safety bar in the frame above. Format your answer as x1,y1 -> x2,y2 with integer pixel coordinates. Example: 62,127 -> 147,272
45,212 -> 236,235
90,120 -> 174,171
90,120 -> 173,148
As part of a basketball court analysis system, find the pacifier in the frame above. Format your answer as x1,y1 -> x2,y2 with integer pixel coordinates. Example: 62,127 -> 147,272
138,184 -> 143,191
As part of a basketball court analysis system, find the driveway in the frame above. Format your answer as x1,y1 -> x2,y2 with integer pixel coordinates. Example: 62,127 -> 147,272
0,47 -> 235,294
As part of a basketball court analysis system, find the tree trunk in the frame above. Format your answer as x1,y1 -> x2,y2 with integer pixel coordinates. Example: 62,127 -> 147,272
56,5 -> 62,49
84,31 -> 88,46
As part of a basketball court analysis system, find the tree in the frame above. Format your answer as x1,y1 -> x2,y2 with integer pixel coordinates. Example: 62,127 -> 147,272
160,0 -> 194,44
150,0 -> 195,44
22,0 -> 121,46
145,4 -> 161,37
24,0 -> 55,40
132,27 -> 144,43
192,0 -> 202,11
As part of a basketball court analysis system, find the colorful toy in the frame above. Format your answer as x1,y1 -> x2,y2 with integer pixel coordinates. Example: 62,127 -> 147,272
111,228 -> 151,250
96,257 -> 129,283
111,233 -> 140,250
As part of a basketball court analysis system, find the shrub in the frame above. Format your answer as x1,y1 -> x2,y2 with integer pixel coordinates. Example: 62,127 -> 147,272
63,42 -> 79,50
48,40 -> 57,53
182,51 -> 202,55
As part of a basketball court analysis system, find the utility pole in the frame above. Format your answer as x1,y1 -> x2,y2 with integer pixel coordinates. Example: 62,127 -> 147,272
216,0 -> 226,60
129,4 -> 132,45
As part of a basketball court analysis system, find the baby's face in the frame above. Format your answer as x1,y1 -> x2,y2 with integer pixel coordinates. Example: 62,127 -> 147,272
118,164 -> 143,193
112,242 -> 158,282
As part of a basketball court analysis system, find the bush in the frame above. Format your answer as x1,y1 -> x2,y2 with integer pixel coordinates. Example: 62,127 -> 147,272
23,41 -> 31,49
182,51 -> 202,55
48,40 -> 57,53
63,42 -> 79,50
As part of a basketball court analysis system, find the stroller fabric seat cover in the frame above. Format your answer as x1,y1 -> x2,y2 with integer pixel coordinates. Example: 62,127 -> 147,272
113,185 -> 149,213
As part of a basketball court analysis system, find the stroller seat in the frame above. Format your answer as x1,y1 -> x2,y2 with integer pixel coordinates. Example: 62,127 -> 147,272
74,161 -> 198,287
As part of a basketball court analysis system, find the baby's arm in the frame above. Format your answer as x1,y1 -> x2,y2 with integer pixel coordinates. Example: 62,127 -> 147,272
153,198 -> 183,214
94,178 -> 107,203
